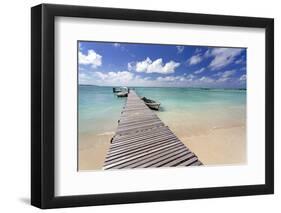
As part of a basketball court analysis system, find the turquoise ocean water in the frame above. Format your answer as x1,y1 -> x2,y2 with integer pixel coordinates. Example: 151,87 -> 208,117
79,86 -> 246,138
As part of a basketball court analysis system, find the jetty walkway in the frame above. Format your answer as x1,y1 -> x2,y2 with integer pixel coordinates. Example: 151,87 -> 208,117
103,90 -> 202,170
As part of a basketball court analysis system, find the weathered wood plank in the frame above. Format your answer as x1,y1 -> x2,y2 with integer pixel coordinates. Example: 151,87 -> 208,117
110,144 -> 186,169
103,141 -> 180,169
120,146 -> 191,169
112,127 -> 171,143
116,123 -> 165,136
105,138 -> 179,164
108,135 -> 177,155
110,131 -> 174,148
160,153 -> 197,167
177,157 -> 202,166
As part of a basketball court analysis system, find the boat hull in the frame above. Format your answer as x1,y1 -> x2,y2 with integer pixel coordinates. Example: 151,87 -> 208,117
145,103 -> 160,110
116,92 -> 128,97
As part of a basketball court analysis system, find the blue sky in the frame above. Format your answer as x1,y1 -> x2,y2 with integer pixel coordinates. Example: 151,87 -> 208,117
78,41 -> 246,88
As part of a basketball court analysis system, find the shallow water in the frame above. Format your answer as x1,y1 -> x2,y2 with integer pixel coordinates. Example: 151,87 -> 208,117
79,86 -> 125,134
136,87 -> 246,137
79,85 -> 246,140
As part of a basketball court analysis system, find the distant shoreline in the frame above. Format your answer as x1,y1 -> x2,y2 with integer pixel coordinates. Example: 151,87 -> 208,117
79,84 -> 246,90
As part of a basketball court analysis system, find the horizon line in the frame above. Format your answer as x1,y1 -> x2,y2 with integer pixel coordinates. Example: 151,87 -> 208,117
78,84 -> 246,90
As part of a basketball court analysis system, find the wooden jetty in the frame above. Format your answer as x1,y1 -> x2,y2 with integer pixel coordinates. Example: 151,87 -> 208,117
103,90 -> 202,170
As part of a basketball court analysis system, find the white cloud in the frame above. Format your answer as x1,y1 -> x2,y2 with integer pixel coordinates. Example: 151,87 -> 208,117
195,48 -> 202,53
154,74 -> 227,87
157,76 -> 176,82
239,74 -> 246,81
79,68 -> 242,87
113,43 -> 121,47
204,49 -> 212,57
95,71 -> 133,83
235,55 -> 245,64
235,59 -> 243,64
135,58 -> 151,72
194,67 -> 205,74
157,74 -> 195,83
207,48 -> 243,70
215,70 -> 236,82
81,71 -> 157,86
186,74 -> 196,81
157,76 -> 184,82
187,54 -> 203,65
176,46 -> 184,53
223,70 -> 236,78
135,57 -> 180,74
199,76 -> 215,83
127,62 -> 135,71
79,71 -> 135,86
79,72 -> 90,84
156,74 -> 225,86
79,50 -> 102,68
240,66 -> 246,71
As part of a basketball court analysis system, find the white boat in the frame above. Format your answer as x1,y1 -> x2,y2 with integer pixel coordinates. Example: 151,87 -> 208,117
141,97 -> 161,110
115,87 -> 129,97
116,91 -> 128,97
113,87 -> 122,93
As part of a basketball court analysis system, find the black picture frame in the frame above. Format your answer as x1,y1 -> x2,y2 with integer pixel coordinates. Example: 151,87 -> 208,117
31,3 -> 274,209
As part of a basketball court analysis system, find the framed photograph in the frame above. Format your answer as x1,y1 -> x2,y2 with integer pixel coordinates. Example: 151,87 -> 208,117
31,4 -> 274,209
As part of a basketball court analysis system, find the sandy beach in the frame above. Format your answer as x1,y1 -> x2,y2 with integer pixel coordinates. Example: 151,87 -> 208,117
157,109 -> 246,165
79,132 -> 113,170
78,123 -> 246,170
173,126 -> 246,165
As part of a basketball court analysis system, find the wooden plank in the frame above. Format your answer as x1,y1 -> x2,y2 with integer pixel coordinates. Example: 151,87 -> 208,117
105,138 -> 179,164
118,119 -> 162,128
116,123 -> 165,136
132,149 -> 191,169
117,121 -> 164,132
120,146 -> 191,169
112,127 -> 170,143
160,153 -> 197,167
103,141 -> 181,169
110,134 -> 176,153
177,158 -> 202,166
110,130 -> 174,148
189,160 -> 203,166
108,134 -> 177,155
112,127 -> 171,143
110,144 -> 186,169
112,130 -> 173,146
119,117 -> 159,123
105,139 -> 180,165
150,152 -> 196,168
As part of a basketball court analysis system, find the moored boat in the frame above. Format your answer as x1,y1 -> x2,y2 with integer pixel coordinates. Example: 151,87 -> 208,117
141,97 -> 161,110
116,91 -> 128,97
113,87 -> 122,93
